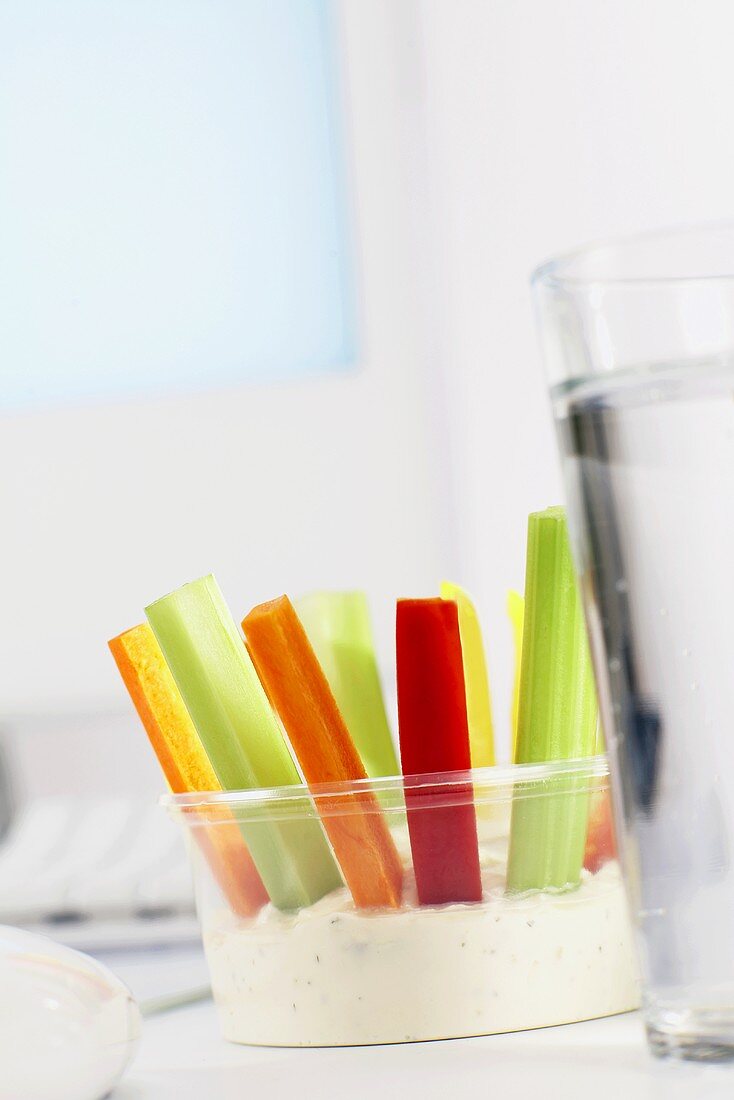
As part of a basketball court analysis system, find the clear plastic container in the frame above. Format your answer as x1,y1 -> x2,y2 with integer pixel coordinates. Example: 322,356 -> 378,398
164,756 -> 639,1047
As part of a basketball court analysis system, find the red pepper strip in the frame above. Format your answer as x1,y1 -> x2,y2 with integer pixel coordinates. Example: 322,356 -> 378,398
584,788 -> 617,873
396,598 -> 482,905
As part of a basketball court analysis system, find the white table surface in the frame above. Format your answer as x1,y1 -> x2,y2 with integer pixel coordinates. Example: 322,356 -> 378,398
107,945 -> 734,1100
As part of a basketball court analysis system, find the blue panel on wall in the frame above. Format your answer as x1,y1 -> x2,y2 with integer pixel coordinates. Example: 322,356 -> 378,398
0,0 -> 356,408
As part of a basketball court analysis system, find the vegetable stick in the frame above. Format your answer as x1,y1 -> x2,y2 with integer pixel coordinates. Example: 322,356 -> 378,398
506,507 -> 598,893
108,624 -> 268,917
584,788 -> 617,873
243,596 -> 403,909
440,581 -> 495,767
295,591 -> 398,779
396,598 -> 482,905
507,590 -> 525,762
146,575 -> 342,911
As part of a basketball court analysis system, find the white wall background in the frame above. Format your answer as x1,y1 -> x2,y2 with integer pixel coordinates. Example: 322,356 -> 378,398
5,1 -> 734,769
417,0 -> 734,752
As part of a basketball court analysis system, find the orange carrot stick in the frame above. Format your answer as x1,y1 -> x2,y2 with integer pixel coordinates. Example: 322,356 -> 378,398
109,623 -> 268,917
242,596 -> 403,910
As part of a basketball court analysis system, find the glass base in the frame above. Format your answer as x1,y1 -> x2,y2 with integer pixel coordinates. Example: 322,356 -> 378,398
646,1005 -> 734,1062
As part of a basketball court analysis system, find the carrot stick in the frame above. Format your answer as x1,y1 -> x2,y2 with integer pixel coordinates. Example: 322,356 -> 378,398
109,623 -> 268,917
396,599 -> 482,905
242,596 -> 403,910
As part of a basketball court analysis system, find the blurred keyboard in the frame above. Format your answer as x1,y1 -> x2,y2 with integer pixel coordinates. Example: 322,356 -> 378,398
0,712 -> 200,950
0,795 -> 198,948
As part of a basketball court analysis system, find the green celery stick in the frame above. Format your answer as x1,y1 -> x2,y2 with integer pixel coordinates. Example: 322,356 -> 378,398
295,591 -> 399,778
146,575 -> 342,911
506,507 -> 598,893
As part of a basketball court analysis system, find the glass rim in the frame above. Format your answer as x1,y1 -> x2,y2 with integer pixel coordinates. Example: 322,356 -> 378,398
162,753 -> 609,817
532,221 -> 734,291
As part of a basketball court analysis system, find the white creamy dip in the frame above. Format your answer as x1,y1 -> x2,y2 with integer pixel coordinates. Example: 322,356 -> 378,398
203,853 -> 640,1046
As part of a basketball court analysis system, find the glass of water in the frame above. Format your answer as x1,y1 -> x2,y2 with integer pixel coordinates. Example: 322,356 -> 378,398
533,226 -> 734,1061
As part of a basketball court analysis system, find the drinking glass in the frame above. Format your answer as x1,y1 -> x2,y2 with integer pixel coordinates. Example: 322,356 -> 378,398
533,225 -> 734,1061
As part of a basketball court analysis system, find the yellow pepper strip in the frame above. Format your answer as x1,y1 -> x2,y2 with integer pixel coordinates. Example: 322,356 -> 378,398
507,590 -> 525,763
440,582 -> 495,767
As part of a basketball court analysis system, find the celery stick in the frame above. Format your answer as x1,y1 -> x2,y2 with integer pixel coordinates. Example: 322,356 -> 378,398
295,591 -> 399,778
506,508 -> 598,893
440,582 -> 495,767
146,575 -> 342,910
507,590 -> 525,763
